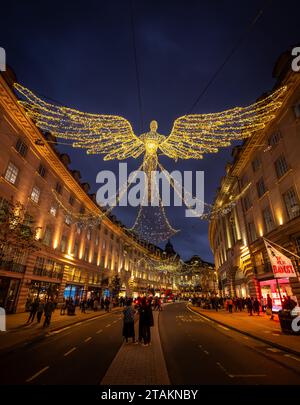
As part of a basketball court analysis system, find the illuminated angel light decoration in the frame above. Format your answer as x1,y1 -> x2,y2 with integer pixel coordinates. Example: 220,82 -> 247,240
14,83 -> 287,242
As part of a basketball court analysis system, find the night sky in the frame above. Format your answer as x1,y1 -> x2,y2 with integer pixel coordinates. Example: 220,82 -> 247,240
1,0 -> 300,262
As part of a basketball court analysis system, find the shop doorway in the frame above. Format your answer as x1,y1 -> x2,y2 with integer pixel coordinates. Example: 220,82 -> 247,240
0,277 -> 20,313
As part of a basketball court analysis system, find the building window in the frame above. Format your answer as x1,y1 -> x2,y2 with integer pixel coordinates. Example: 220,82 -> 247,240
104,227 -> 108,236
256,177 -> 267,198
87,229 -> 91,240
251,157 -> 261,172
43,226 -> 53,246
283,187 -> 300,220
268,131 -> 281,147
4,162 -> 19,185
295,236 -> 300,255
84,246 -> 89,261
15,138 -> 28,157
262,206 -> 274,233
30,186 -> 40,203
50,205 -> 57,217
111,233 -> 114,240
247,221 -> 257,243
274,155 -> 288,179
102,239 -> 106,249
243,194 -> 252,211
293,102 -> 300,118
55,182 -> 63,194
79,205 -> 85,214
69,195 -> 75,206
93,252 -> 98,265
37,164 -> 46,178
95,235 -> 99,246
74,241 -> 79,257
65,215 -> 72,226
60,235 -> 67,253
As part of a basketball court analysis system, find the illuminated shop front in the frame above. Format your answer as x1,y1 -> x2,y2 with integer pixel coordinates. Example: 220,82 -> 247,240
63,284 -> 84,301
26,280 -> 60,310
259,277 -> 295,311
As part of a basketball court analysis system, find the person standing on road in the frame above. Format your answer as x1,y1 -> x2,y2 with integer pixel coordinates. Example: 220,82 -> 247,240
43,299 -> 55,327
122,299 -> 136,343
246,297 -> 253,316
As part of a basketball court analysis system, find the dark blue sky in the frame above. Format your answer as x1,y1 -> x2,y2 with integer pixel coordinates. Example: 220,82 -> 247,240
1,0 -> 299,261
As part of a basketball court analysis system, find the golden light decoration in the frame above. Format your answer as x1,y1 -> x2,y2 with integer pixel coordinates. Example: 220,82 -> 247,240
14,83 -> 287,242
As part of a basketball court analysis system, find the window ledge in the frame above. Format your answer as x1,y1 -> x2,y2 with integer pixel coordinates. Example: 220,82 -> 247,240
0,176 -> 18,190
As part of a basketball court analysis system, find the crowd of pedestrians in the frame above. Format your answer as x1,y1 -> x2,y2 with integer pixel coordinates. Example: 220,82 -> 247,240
191,293 -> 297,318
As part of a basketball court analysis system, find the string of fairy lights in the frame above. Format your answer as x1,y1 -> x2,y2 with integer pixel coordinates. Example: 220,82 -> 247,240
14,82 -> 287,242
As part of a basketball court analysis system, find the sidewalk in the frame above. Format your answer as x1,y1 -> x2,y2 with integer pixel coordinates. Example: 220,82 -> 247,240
0,307 -> 121,354
189,305 -> 300,356
100,311 -> 170,385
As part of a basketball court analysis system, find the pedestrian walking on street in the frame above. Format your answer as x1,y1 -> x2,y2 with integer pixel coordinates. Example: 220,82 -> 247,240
227,298 -> 233,313
27,299 -> 39,323
36,301 -> 45,323
122,299 -> 136,343
266,294 -> 273,320
43,299 -> 55,328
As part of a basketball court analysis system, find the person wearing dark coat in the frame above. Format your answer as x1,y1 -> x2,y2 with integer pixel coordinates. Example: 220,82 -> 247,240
138,298 -> 154,346
27,299 -> 39,323
122,299 -> 136,343
253,298 -> 260,315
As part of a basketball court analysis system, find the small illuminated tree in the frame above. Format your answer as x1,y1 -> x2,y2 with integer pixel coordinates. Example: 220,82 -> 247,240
0,198 -> 40,264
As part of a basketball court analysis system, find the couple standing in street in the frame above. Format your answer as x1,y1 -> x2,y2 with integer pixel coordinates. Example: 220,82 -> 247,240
122,297 -> 154,346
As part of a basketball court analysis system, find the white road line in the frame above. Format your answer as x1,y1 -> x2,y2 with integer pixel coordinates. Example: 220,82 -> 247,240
216,362 -> 229,375
105,324 -> 111,328
218,325 -> 230,331
267,348 -> 280,353
272,333 -> 280,336
26,366 -> 50,382
84,337 -> 92,343
64,347 -> 77,357
50,326 -> 71,335
229,374 -> 267,378
284,354 -> 300,362
96,329 -> 103,334
243,336 -> 249,340
203,350 -> 209,355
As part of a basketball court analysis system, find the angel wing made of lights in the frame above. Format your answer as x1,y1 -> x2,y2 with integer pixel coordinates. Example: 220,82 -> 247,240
14,83 -> 145,161
14,83 -> 287,162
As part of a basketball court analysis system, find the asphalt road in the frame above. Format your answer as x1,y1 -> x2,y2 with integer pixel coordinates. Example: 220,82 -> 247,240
159,302 -> 300,385
1,302 -> 300,385
0,310 -> 124,385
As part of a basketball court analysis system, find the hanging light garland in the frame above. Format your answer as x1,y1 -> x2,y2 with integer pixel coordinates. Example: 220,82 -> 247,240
14,83 -> 287,243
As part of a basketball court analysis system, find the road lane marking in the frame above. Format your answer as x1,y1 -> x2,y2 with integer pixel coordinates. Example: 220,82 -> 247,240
105,324 -> 111,328
272,333 -> 280,336
96,329 -> 103,334
218,325 -> 230,331
229,374 -> 267,378
64,347 -> 77,357
84,337 -> 92,342
203,350 -> 209,355
216,362 -> 230,377
267,348 -> 280,352
26,366 -> 50,382
284,354 -> 300,362
243,336 -> 249,340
